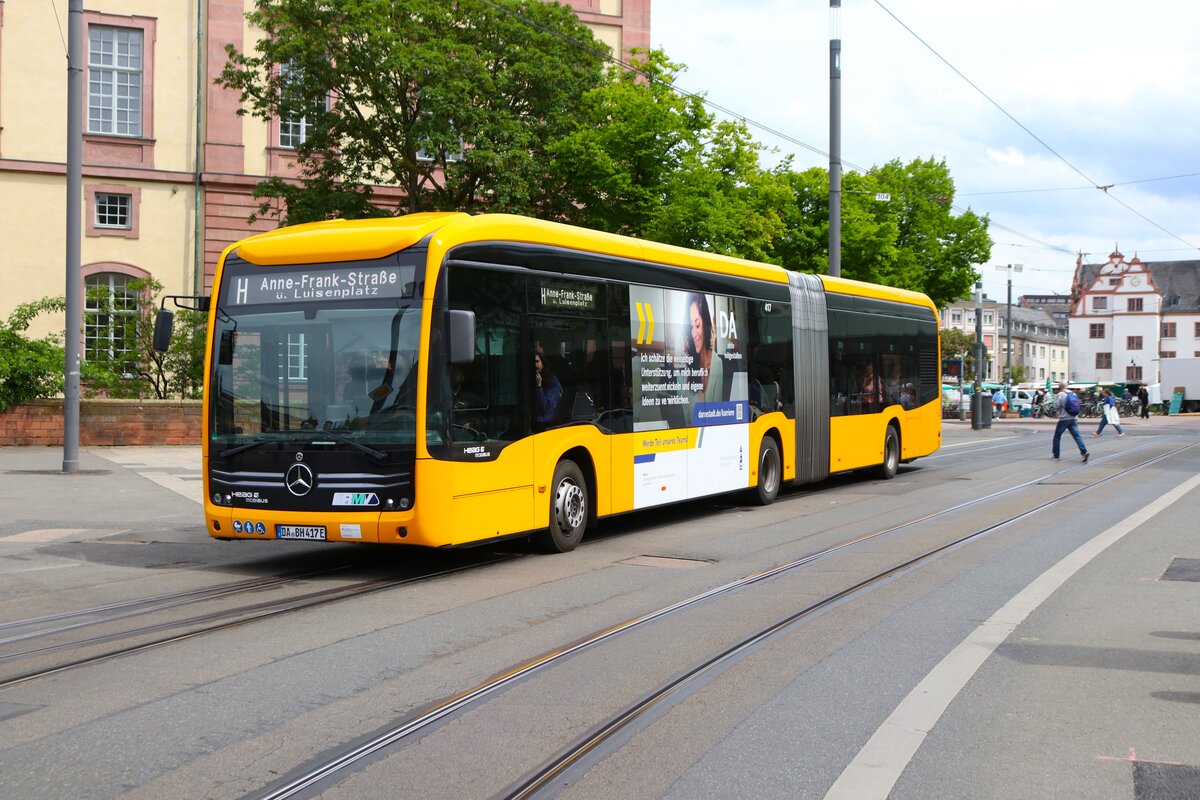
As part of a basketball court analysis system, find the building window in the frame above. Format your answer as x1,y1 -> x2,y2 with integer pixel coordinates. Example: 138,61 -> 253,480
1039,345 -> 1046,358
1096,353 -> 1112,369
86,184 -> 141,239
1162,322 -> 1177,338
1092,296 -> 1107,310
1127,336 -> 1143,350
1126,365 -> 1143,381
1127,297 -> 1143,312
95,193 -> 131,229
950,311 -> 962,325
278,112 -> 311,149
1039,368 -> 1045,378
983,312 -> 994,326
1161,351 -> 1176,359
1089,323 -> 1105,338
1108,278 -> 1122,286
87,26 -> 143,137
1194,322 -> 1200,338
84,273 -> 139,374
277,62 -> 314,149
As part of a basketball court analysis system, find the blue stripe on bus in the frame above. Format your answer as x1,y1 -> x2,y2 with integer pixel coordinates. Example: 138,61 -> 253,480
634,454 -> 656,464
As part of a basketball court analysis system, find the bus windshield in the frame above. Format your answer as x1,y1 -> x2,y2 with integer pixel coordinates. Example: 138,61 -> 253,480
210,256 -> 423,448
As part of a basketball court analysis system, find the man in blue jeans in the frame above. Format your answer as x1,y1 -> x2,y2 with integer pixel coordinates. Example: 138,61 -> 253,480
1052,380 -> 1089,462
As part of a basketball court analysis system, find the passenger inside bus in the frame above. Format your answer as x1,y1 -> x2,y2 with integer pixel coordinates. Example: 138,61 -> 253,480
533,351 -> 563,428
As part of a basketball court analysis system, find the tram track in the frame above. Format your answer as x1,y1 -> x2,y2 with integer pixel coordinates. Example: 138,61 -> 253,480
250,441 -> 1196,800
0,555 -> 517,691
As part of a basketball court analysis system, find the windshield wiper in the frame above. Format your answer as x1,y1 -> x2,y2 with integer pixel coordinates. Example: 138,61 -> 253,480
295,430 -> 388,462
217,431 -> 387,462
218,438 -> 270,460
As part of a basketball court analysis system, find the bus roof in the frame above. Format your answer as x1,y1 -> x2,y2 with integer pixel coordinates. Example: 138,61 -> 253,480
232,212 -> 934,311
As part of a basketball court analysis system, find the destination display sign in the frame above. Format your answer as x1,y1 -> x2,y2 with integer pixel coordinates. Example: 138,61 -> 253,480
536,280 -> 597,312
226,264 -> 416,305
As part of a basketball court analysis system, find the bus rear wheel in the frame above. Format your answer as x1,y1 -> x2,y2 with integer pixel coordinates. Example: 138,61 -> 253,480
535,460 -> 588,553
878,425 -> 900,480
751,437 -> 781,505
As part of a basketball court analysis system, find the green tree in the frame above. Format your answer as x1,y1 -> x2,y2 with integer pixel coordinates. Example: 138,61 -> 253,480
860,158 -> 989,307
767,159 -> 989,308
940,327 -> 975,359
548,51 -> 786,260
218,0 -> 607,224
0,298 -> 66,411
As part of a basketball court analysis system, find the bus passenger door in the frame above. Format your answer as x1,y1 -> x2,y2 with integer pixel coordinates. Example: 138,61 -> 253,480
444,269 -> 536,539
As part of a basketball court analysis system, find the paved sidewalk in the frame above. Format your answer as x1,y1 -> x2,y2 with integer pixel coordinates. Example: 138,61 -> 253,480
0,446 -> 202,545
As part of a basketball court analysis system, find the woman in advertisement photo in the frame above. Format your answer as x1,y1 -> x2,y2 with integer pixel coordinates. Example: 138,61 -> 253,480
685,292 -> 724,404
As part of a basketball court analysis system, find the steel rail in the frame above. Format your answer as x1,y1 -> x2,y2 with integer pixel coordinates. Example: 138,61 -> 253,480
251,441 -> 1189,800
501,443 -> 1196,799
0,557 -> 515,691
0,566 -> 352,644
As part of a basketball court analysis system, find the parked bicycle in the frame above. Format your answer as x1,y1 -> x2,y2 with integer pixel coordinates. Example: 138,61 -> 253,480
1116,398 -> 1139,417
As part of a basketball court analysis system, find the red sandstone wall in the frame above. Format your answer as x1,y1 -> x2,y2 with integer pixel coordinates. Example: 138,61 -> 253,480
0,400 -> 201,446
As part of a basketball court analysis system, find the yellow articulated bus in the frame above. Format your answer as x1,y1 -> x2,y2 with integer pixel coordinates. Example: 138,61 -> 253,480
185,212 -> 940,552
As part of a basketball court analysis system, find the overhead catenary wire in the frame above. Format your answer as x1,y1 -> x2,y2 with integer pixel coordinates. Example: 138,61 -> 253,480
482,0 -> 1172,264
872,0 -> 1199,254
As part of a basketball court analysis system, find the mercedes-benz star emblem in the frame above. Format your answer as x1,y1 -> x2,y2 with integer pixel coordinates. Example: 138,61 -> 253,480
285,463 -> 314,496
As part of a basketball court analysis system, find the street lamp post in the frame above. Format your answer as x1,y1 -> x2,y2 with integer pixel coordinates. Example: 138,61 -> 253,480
828,0 -> 841,278
972,280 -> 984,430
997,264 -> 1023,400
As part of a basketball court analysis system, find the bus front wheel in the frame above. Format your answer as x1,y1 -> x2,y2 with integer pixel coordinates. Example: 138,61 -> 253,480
535,460 -> 588,553
878,425 -> 900,480
751,437 -> 781,505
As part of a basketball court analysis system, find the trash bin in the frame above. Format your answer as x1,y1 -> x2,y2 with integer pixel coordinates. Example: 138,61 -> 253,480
1020,406 -> 1031,418
973,391 -> 993,428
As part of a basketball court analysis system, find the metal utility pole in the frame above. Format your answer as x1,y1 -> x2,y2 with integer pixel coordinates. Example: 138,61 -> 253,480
63,0 -> 84,473
998,264 -> 1023,399
828,0 -> 842,278
972,281 -> 984,430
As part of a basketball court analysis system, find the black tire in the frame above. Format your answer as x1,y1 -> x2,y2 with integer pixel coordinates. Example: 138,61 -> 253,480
751,437 -> 781,506
878,425 -> 900,480
534,460 -> 588,553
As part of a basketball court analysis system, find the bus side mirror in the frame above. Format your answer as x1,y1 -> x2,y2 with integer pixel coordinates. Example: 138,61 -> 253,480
153,310 -> 174,352
447,309 -> 475,365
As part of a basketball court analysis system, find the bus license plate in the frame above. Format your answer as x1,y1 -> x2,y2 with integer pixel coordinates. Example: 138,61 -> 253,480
276,525 -> 327,541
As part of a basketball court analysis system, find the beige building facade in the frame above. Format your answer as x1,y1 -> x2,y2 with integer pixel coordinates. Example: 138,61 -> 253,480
0,0 -> 650,347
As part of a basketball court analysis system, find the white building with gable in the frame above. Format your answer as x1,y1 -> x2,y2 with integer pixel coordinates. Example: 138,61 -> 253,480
1069,249 -> 1200,385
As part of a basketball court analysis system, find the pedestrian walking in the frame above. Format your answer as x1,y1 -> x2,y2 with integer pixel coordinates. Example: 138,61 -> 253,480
1093,388 -> 1125,437
1137,384 -> 1149,418
1052,380 -> 1089,462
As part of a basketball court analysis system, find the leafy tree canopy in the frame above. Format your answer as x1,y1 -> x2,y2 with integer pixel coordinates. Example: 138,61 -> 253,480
548,51 -> 788,261
219,0 -> 608,223
766,158 -> 988,308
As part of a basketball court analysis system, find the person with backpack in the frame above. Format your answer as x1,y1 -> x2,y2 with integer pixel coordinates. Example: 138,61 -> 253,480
1052,380 -> 1089,462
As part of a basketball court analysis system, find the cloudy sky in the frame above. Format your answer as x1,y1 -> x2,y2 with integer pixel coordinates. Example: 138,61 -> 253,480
650,0 -> 1200,303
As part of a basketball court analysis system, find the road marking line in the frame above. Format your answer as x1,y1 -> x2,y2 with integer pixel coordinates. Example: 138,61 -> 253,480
825,470 -> 1200,800
3,528 -> 90,543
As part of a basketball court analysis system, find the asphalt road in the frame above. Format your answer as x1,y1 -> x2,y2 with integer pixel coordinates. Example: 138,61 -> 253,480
1,414 -> 1198,799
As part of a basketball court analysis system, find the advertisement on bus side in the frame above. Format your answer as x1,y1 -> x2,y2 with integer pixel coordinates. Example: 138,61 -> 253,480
628,286 -> 750,508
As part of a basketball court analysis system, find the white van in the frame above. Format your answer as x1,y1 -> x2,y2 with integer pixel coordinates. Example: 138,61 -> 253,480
1009,387 -> 1042,413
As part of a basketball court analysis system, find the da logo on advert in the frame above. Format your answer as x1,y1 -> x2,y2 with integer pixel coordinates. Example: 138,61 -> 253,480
332,492 -> 380,507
